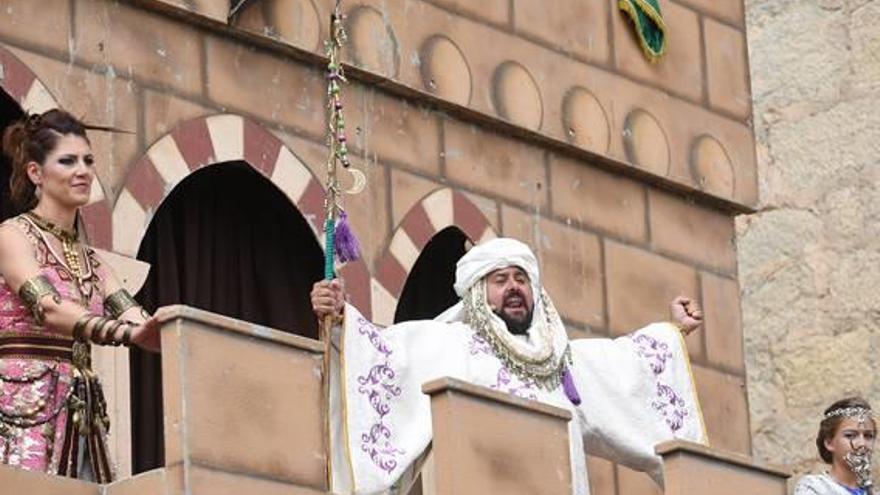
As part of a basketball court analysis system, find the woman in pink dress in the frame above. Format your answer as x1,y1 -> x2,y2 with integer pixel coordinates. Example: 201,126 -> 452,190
0,109 -> 161,482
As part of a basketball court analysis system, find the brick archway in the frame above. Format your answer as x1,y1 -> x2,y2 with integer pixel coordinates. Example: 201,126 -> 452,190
0,47 -> 57,114
371,188 -> 496,325
100,113 -> 371,316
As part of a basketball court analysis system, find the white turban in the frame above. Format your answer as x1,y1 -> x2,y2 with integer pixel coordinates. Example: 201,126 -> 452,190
452,237 -> 540,298
436,237 -> 541,323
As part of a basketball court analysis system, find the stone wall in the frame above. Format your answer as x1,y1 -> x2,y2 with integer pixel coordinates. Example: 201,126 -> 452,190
0,1 -> 755,493
740,0 -> 880,482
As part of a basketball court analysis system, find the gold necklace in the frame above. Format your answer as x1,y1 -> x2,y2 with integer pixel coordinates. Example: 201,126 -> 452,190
25,212 -> 83,279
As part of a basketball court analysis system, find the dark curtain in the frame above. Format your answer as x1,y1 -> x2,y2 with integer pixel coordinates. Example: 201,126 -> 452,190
0,90 -> 25,220
394,227 -> 467,323
130,162 -> 323,473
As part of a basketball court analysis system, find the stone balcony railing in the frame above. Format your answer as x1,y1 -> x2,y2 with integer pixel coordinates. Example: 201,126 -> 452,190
0,306 -> 789,494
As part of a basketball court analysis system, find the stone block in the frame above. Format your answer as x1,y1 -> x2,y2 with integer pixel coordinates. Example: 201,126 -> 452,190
648,190 -> 737,273
0,0 -> 71,54
159,306 -> 327,489
512,0 -> 610,63
657,440 -> 790,495
673,0 -> 744,27
144,90 -> 214,148
444,120 -> 548,208
616,464 -> 663,495
424,378 -> 572,495
586,456 -> 616,495
692,365 -> 751,455
105,468 -> 173,495
152,0 -> 228,23
344,85 -> 441,175
341,155 -> 391,270
613,1 -> 704,102
502,206 -> 604,329
702,272 -> 744,374
75,1 -> 203,95
390,169 -> 444,226
424,0 -> 510,26
604,240 -> 698,336
550,155 -> 648,243
185,464 -> 329,495
0,464 -> 100,495
204,35 -> 325,138
704,18 -> 751,119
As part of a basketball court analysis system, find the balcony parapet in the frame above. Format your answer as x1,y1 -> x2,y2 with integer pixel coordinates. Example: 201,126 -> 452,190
656,439 -> 791,495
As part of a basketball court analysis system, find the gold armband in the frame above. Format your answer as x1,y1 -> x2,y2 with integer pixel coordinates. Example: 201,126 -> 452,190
104,289 -> 141,319
19,275 -> 62,325
73,313 -> 134,347
73,314 -> 100,342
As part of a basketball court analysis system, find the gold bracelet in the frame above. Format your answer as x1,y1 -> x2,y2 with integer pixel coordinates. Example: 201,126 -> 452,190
90,317 -> 112,345
104,289 -> 140,319
105,320 -> 127,347
19,275 -> 62,325
120,322 -> 133,347
73,314 -> 99,342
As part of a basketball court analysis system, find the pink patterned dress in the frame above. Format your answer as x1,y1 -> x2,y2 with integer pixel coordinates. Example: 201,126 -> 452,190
0,215 -> 113,482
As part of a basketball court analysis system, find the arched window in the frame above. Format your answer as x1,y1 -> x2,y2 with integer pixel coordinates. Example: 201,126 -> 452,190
130,161 -> 324,473
393,226 -> 469,323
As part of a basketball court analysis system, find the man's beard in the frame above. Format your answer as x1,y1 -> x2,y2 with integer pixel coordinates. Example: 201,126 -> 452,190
494,306 -> 534,335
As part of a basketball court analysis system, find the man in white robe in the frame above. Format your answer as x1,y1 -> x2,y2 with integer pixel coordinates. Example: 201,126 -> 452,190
312,238 -> 707,495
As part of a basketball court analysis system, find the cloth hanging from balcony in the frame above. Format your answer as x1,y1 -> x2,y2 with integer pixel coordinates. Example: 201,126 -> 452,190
329,238 -> 706,495
619,0 -> 667,62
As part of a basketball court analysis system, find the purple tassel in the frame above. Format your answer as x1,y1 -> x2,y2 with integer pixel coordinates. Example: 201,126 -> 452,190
561,367 -> 582,406
334,211 -> 361,263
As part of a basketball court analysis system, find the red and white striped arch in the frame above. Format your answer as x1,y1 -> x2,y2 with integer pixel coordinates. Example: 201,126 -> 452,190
0,47 -> 58,115
90,113 -> 372,316
370,188 -> 497,325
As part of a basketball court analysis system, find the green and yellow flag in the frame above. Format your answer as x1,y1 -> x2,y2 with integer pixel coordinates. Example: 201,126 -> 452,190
619,0 -> 667,63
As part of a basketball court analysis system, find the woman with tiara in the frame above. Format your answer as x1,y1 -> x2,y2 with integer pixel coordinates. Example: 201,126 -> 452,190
0,109 -> 162,482
795,397 -> 876,495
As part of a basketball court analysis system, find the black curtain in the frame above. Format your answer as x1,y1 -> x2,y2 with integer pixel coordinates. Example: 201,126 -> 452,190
130,162 -> 323,473
0,90 -> 25,220
393,227 -> 467,323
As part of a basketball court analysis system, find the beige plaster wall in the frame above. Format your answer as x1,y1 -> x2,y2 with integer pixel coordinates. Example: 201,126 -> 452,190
740,0 -> 880,480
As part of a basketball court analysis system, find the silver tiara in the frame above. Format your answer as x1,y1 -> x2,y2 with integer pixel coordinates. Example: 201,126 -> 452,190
825,406 -> 875,420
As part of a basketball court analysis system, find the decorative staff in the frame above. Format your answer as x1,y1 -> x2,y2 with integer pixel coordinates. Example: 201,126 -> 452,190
321,1 -> 365,488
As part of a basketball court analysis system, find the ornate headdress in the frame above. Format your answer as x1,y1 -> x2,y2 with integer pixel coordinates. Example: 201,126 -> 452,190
826,406 -> 876,424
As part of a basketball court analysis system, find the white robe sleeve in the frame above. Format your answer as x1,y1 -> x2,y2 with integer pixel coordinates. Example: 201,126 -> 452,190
332,304 -> 477,494
569,323 -> 707,483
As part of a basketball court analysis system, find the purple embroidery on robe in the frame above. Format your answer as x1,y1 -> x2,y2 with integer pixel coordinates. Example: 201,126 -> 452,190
468,334 -> 537,400
355,317 -> 405,473
631,330 -> 691,434
652,383 -> 688,432
357,316 -> 392,356
630,333 -> 672,375
468,332 -> 493,356
491,367 -> 538,400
